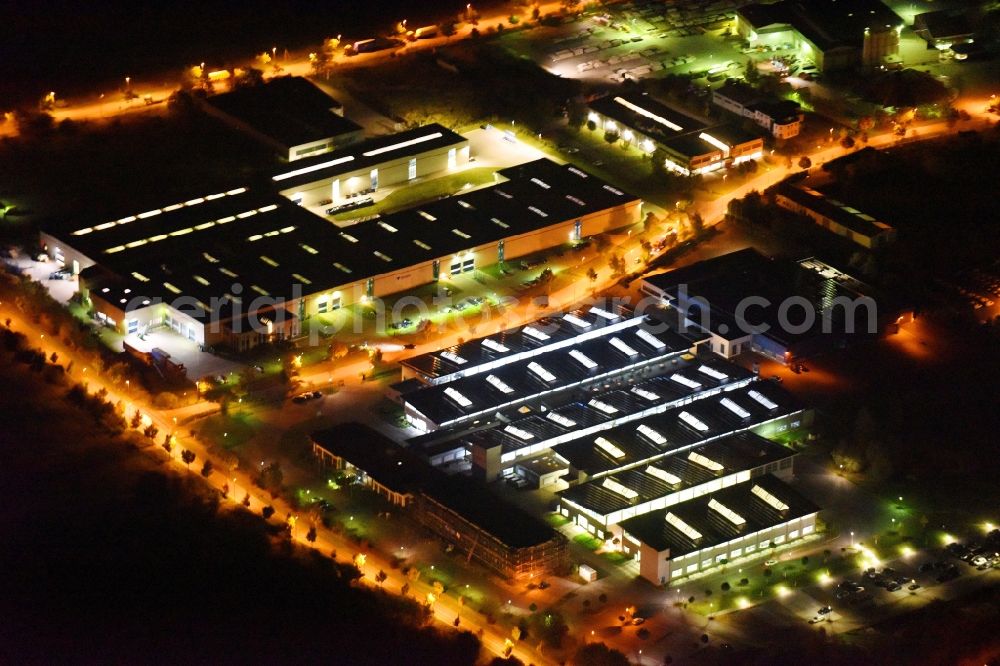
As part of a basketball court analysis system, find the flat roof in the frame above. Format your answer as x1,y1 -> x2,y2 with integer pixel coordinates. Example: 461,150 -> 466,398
311,424 -> 556,549
559,432 -> 794,518
619,474 -> 819,555
776,181 -> 894,239
62,159 -> 639,322
271,123 -> 468,190
738,0 -> 903,52
641,248 -> 874,345
204,76 -> 362,148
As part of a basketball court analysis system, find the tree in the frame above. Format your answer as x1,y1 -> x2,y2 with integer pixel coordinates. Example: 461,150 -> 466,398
262,505 -> 275,519
130,410 -> 143,429
375,569 -> 388,587
721,581 -> 731,592
142,424 -> 159,440
201,460 -> 213,477
306,526 -> 317,543
242,493 -> 251,508
439,20 -> 458,38
181,449 -> 195,469
161,435 -> 173,456
233,67 -> 265,89
587,267 -> 598,283
745,58 -> 759,83
690,212 -> 705,238
573,642 -> 630,666
798,156 -> 812,170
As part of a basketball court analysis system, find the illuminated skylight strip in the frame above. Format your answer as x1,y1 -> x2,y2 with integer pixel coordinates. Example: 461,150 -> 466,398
636,423 -> 667,445
698,365 -> 728,381
595,436 -> 626,459
752,484 -> 789,512
589,306 -> 618,320
481,338 -> 510,353
613,96 -> 683,131
528,362 -> 556,382
273,155 -> 355,181
440,351 -> 467,365
362,132 -> 443,157
720,397 -> 751,419
569,349 -> 598,369
666,512 -> 702,541
646,466 -> 681,486
589,399 -> 618,415
636,328 -> 666,350
444,387 -> 472,408
602,477 -> 638,500
687,450 -> 723,471
523,326 -> 550,341
486,374 -> 514,394
610,337 -> 639,356
678,411 -> 709,432
631,386 -> 659,401
671,374 -> 702,390
699,132 -> 729,153
547,412 -> 576,428
504,425 -> 534,441
709,498 -> 746,527
563,313 -> 591,329
748,390 -> 778,410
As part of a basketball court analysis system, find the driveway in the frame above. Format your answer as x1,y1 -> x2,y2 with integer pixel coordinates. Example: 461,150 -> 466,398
124,329 -> 245,380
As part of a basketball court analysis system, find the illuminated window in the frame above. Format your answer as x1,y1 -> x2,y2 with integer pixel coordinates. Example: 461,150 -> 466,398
504,425 -> 534,441
678,411 -> 709,432
666,512 -> 702,541
588,399 -> 618,415
547,412 -> 576,428
631,386 -> 659,401
569,349 -> 598,369
523,326 -> 550,341
636,424 -> 667,445
671,374 -> 702,390
646,466 -> 681,485
751,484 -> 789,511
481,338 -> 509,353
636,328 -> 666,350
444,387 -> 472,408
720,397 -> 751,419
595,437 -> 626,459
528,362 -> 556,382
440,351 -> 467,365
748,389 -> 778,410
611,337 -> 639,356
602,478 -> 638,500
486,374 -> 515,394
563,313 -> 591,329
698,365 -> 728,381
709,498 -> 746,527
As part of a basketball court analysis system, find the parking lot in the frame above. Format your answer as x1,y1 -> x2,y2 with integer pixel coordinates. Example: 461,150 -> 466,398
505,5 -> 748,86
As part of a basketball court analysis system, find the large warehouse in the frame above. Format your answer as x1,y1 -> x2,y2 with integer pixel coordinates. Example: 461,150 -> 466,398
194,76 -> 364,161
400,308 -> 695,432
735,0 -> 903,72
42,157 -> 641,350
639,248 -> 880,362
620,474 -> 819,585
271,123 -> 470,210
588,92 -> 763,176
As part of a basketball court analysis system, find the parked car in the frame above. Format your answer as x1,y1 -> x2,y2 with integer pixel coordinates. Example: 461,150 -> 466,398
292,390 -> 322,404
48,270 -> 71,280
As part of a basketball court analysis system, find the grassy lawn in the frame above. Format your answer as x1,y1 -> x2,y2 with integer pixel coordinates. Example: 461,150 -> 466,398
573,533 -> 603,550
195,411 -> 260,450
331,167 -> 497,222
545,513 -> 571,528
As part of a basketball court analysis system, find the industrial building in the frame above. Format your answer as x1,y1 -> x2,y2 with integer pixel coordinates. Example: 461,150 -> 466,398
620,474 -> 819,585
712,80 -> 804,139
735,0 -> 903,72
42,158 -> 641,350
311,424 -> 567,580
557,431 -> 796,540
271,123 -> 470,210
194,76 -> 364,161
773,180 -> 897,249
588,93 -> 764,176
639,248 -> 879,362
400,307 -> 695,432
